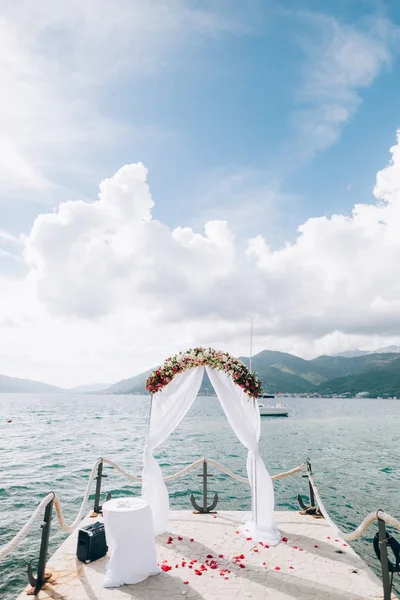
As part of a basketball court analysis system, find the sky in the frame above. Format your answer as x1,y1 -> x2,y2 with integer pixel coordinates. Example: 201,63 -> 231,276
1,0 -> 400,387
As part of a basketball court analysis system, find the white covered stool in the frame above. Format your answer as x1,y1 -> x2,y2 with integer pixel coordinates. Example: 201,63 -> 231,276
102,497 -> 161,587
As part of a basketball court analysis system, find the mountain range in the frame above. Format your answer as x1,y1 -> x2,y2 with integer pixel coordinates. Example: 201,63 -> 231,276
1,347 -> 400,397
103,348 -> 400,398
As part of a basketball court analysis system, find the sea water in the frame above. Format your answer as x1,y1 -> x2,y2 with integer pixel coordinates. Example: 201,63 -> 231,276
0,394 -> 399,599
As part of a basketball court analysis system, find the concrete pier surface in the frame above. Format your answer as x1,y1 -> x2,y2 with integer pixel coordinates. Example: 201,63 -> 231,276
16,510 -> 396,600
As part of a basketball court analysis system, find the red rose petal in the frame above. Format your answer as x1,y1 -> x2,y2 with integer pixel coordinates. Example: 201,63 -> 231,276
213,515 -> 217,518
219,554 -> 224,558
264,544 -> 269,549
246,537 -> 252,541
282,537 -> 288,543
178,536 -> 183,541
206,554 -> 213,558
327,536 -> 331,540
175,564 -> 179,568
253,548 -> 259,552
183,581 -> 189,585
239,563 -> 245,568
224,577 -> 229,580
289,566 -> 294,569
188,565 -> 192,569
314,545 -> 319,548
292,546 -> 298,549
190,538 -> 194,542
274,566 -> 281,570
343,544 -> 347,547
181,561 -> 186,567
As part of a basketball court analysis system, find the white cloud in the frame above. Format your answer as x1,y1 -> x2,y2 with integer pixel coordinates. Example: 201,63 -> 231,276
290,15 -> 398,161
0,0 -> 239,196
1,131 -> 400,385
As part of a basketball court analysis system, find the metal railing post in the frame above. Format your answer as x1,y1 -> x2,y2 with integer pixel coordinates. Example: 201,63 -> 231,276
378,517 -> 392,600
306,460 -> 316,508
93,459 -> 106,513
27,497 -> 54,595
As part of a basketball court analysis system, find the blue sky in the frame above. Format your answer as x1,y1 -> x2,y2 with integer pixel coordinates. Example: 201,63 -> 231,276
1,0 -> 400,385
2,1 -> 399,240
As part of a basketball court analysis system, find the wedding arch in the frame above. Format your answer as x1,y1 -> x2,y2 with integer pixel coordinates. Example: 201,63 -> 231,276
141,347 -> 281,545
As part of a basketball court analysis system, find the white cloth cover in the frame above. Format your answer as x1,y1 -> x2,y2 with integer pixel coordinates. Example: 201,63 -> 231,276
141,365 -> 280,545
205,366 -> 280,545
102,497 -> 161,587
142,367 -> 204,535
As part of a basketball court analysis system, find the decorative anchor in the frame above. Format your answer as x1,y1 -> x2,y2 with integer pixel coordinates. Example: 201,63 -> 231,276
190,459 -> 218,514
297,458 -> 323,518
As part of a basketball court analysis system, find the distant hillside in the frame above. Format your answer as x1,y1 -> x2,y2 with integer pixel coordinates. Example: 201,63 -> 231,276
105,348 -> 400,398
240,350 -> 327,386
0,374 -> 65,394
69,383 -> 111,393
310,353 -> 400,380
105,369 -> 154,394
313,356 -> 400,397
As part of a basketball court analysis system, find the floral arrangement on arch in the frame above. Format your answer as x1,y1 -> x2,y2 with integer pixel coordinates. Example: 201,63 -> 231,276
146,347 -> 263,398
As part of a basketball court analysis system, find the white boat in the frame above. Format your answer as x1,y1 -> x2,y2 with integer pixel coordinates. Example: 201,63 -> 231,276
258,402 -> 289,416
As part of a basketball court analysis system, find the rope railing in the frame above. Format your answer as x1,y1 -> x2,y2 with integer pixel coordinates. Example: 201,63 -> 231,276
0,493 -> 55,563
0,457 -> 302,562
1,456 -> 398,566
307,471 -> 400,540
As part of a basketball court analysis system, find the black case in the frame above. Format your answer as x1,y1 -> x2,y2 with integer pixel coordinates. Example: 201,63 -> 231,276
76,521 -> 108,563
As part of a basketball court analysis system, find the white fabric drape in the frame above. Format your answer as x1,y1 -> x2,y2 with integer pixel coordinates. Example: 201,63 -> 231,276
141,367 -> 204,535
205,366 -> 280,545
141,364 -> 280,545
